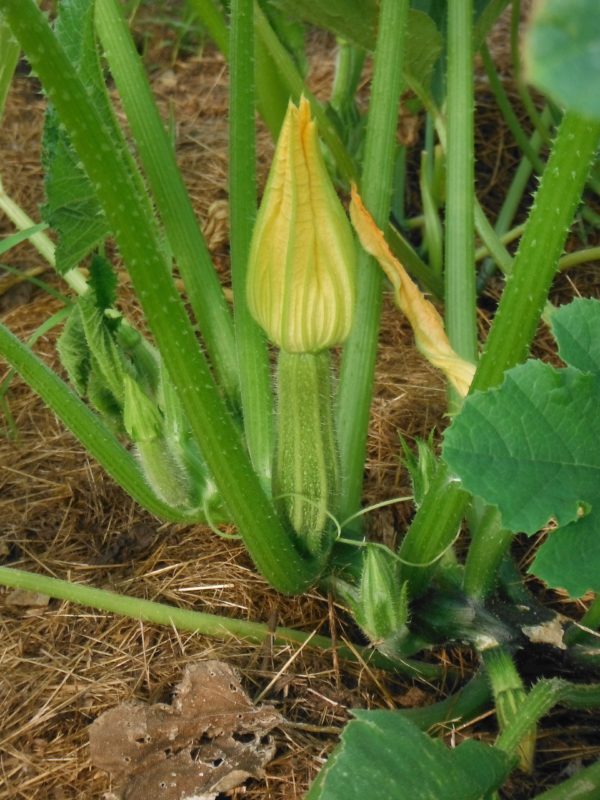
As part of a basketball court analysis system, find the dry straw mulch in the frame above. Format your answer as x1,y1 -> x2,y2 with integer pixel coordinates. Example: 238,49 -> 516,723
2,14 -> 600,800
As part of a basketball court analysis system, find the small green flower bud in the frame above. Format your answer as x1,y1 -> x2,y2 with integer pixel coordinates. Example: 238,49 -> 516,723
123,375 -> 193,509
247,96 -> 356,353
123,374 -> 163,443
400,434 -> 439,508
357,545 -> 409,644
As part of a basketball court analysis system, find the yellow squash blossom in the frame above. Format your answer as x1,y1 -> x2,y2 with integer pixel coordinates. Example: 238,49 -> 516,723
247,96 -> 356,353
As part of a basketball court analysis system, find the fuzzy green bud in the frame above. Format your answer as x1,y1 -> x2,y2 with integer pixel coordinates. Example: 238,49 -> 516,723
123,375 -> 191,509
123,374 -> 163,443
247,96 -> 356,353
400,434 -> 439,509
356,545 -> 410,645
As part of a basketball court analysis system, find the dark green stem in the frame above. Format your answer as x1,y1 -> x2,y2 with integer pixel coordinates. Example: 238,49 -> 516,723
229,0 -> 273,484
1,0 -> 320,593
477,106 -> 551,291
387,222 -> 444,299
473,0 -> 511,49
481,42 -> 545,174
532,760 -> 600,800
402,112 -> 600,595
445,0 -> 477,368
496,678 -> 600,759
482,645 -> 535,772
95,0 -> 239,404
337,0 -> 409,526
511,0 -> 551,145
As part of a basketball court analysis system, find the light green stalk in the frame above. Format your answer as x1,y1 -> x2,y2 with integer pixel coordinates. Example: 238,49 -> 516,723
400,112 -> 600,595
0,566 -> 443,678
336,0 -> 409,527
532,760 -> 600,800
0,0 -> 321,593
445,0 -> 477,373
0,177 -> 87,295
482,645 -> 535,772
95,0 -> 239,405
228,0 -> 273,484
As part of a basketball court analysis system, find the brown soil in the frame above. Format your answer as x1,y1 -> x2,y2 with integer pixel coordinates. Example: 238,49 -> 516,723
2,10 -> 600,800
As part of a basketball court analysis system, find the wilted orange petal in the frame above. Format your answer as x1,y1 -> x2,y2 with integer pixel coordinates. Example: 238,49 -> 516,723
350,185 -> 475,397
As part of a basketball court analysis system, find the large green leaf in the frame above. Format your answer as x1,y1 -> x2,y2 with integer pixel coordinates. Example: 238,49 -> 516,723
531,514 -> 600,599
271,2 -> 442,92
443,298 -> 600,597
42,126 -> 110,273
306,710 -> 512,800
271,0 -> 378,51
550,297 -> 600,375
525,0 -> 600,120
444,361 -> 600,533
404,9 -> 443,93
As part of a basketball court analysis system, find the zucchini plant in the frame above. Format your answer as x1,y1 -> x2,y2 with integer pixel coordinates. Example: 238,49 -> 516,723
2,0 -> 600,796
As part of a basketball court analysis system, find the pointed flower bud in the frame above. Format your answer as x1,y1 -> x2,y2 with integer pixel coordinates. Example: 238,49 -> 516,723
123,374 -> 193,509
357,545 -> 410,644
247,96 -> 356,353
123,373 -> 163,443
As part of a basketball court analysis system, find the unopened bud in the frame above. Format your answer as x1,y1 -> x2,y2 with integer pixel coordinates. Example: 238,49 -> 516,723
123,374 -> 162,442
123,375 -> 193,509
247,96 -> 355,353
357,545 -> 409,644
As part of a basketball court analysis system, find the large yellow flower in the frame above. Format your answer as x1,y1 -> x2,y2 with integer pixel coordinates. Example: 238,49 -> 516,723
247,96 -> 356,353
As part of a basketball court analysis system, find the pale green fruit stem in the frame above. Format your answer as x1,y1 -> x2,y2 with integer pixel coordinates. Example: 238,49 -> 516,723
274,350 -> 339,557
482,645 -> 536,773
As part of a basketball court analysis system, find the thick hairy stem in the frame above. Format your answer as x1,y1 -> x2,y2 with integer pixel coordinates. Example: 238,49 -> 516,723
274,350 -> 339,558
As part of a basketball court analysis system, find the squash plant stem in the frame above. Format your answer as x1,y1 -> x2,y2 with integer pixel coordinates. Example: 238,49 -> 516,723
445,0 -> 477,379
399,111 -> 600,597
228,0 -> 273,486
0,567 -> 445,679
0,0 -> 320,593
95,0 -> 240,406
336,0 -> 409,531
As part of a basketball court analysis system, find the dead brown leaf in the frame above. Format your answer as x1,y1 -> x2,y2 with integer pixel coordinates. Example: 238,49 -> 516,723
89,661 -> 282,800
